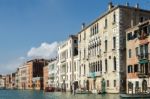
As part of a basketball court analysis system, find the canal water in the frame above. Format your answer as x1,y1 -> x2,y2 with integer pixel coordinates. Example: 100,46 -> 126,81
0,90 -> 146,99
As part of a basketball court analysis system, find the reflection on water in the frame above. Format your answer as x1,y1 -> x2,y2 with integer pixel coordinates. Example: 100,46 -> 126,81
0,90 -> 146,99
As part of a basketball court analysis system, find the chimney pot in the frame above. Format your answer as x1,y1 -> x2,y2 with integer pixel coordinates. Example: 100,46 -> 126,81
135,3 -> 139,8
126,2 -> 129,6
108,2 -> 114,10
81,23 -> 85,30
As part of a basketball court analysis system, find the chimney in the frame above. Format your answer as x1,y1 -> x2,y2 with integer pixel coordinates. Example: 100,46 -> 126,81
81,23 -> 85,30
135,3 -> 139,8
126,2 -> 129,6
108,2 -> 114,10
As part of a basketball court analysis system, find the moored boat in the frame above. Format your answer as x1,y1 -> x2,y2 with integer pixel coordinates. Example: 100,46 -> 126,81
120,93 -> 150,98
44,87 -> 55,92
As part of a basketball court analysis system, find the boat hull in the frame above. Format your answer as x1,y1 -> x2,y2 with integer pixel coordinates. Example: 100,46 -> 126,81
120,94 -> 150,98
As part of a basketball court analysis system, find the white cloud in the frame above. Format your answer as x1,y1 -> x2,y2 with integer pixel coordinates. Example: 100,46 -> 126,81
0,57 -> 26,74
0,42 -> 59,74
27,42 -> 58,59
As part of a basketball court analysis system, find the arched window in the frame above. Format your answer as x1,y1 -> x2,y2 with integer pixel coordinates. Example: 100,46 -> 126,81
105,59 -> 107,72
98,61 -> 100,71
114,57 -> 116,71
100,60 -> 102,72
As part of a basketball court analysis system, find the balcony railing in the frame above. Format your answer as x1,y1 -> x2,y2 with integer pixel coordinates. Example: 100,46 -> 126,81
60,58 -> 66,63
138,33 -> 149,40
87,71 -> 102,78
138,53 -> 149,60
137,72 -> 149,78
49,73 -> 55,79
60,70 -> 66,75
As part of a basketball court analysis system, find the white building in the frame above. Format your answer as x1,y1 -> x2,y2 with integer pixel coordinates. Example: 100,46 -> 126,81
18,64 -> 28,89
78,2 -> 150,93
48,59 -> 58,87
58,35 -> 78,91
0,76 -> 5,89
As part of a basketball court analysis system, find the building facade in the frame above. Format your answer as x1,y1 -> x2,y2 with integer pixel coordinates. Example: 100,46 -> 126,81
78,3 -> 150,93
58,35 -> 78,91
18,64 -> 28,89
15,68 -> 19,89
26,59 -> 49,90
11,73 -> 16,89
43,65 -> 48,90
5,74 -> 11,89
126,20 -> 150,94
0,75 -> 5,89
48,59 -> 58,88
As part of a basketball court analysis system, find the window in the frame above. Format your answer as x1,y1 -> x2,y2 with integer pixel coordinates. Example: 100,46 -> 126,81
66,64 -> 68,73
113,37 -> 116,49
107,80 -> 109,87
129,49 -> 132,58
84,49 -> 86,58
90,23 -> 99,36
140,17 -> 143,22
98,61 -> 100,71
74,62 -> 76,71
74,40 -> 77,43
105,40 -> 107,52
135,81 -> 139,88
94,25 -> 96,35
96,62 -> 98,72
70,62 -> 71,72
80,34 -> 81,41
135,47 -> 138,56
83,31 -> 86,40
93,62 -> 95,72
113,13 -> 116,23
145,44 -> 148,54
105,59 -> 108,72
134,64 -> 138,72
133,30 -> 138,39
128,65 -> 132,73
114,57 -> 116,71
90,28 -> 92,37
97,23 -> 99,33
70,49 -> 72,57
114,80 -> 116,87
79,64 -> 81,75
84,64 -> 86,75
100,60 -> 102,72
140,45 -> 144,55
127,32 -> 132,40
105,18 -> 107,28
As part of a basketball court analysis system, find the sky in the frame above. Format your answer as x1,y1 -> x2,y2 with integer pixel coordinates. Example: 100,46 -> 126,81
0,0 -> 150,74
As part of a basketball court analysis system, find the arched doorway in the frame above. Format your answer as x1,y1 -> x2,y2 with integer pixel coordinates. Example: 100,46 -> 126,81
142,80 -> 147,93
86,80 -> 89,91
101,78 -> 106,94
128,82 -> 133,94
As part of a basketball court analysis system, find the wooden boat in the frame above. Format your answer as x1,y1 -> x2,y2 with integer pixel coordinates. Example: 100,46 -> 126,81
44,87 -> 55,92
120,93 -> 150,98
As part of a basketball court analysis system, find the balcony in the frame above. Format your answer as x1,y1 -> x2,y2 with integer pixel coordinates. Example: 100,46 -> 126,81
138,53 -> 149,60
138,25 -> 149,40
49,73 -> 55,79
60,58 -> 66,63
87,71 -> 102,78
138,33 -> 149,40
60,68 -> 66,75
137,72 -> 149,78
